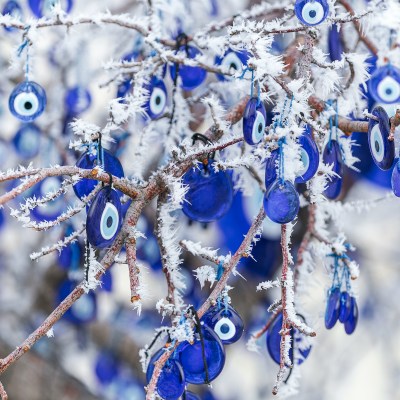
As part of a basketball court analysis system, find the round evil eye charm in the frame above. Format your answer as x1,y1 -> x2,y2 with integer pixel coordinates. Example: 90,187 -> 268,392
9,81 -> 47,122
263,180 -> 300,224
295,130 -> 319,184
243,98 -> 267,145
182,160 -> 233,223
322,139 -> 343,199
368,65 -> 400,104
202,305 -> 244,345
295,0 -> 329,26
368,106 -> 394,170
86,186 -> 123,248
169,46 -> 207,90
144,77 -> 167,119
12,123 -> 41,159
2,1 -> 23,32
65,86 -> 92,115
215,49 -> 249,81
28,0 -> 73,18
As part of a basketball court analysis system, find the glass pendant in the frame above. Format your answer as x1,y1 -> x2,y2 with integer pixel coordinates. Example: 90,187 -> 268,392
294,0 -> 329,26
322,139 -> 342,199
214,49 -> 249,81
338,291 -> 352,323
12,123 -> 41,159
265,149 -> 279,191
144,77 -> 167,119
325,287 -> 340,329
391,160 -> 400,197
65,86 -> 92,115
368,64 -> 400,104
328,24 -> 343,62
95,352 -> 120,385
344,296 -> 358,335
295,131 -> 319,183
243,98 -> 267,145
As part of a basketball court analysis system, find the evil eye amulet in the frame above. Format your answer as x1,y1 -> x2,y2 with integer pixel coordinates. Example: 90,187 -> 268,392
73,149 -> 124,200
368,65 -> 400,104
295,132 -> 319,184
12,123 -> 41,159
266,312 -> 311,365
325,287 -> 340,329
2,1 -> 23,32
9,81 -> 46,122
391,161 -> 400,197
214,49 -> 249,81
294,0 -> 329,26
202,305 -> 244,345
368,106 -> 394,170
344,296 -> 358,335
146,349 -> 185,399
243,98 -> 267,145
322,140 -> 342,199
144,77 -> 167,119
182,160 -> 233,223
263,180 -> 300,224
328,24 -> 343,62
265,149 -> 279,190
28,0 -> 73,18
65,86 -> 92,115
86,186 -> 123,248
169,46 -> 207,91
177,325 -> 225,384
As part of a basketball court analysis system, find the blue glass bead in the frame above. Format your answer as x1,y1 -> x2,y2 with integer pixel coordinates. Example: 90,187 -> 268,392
95,352 -> 119,385
368,106 -> 394,170
144,77 -> 167,119
243,98 -> 266,145
295,131 -> 319,184
58,279 -> 97,324
266,313 -> 311,365
169,46 -> 207,90
391,161 -> 400,197
214,49 -> 249,81
325,287 -> 340,329
73,149 -> 124,200
146,349 -> 185,399
182,160 -> 233,223
263,180 -> 300,224
0,209 -> 5,231
12,123 -> 41,159
28,0 -> 73,18
368,65 -> 400,104
265,150 -> 279,190
31,177 -> 65,221
328,24 -> 343,62
117,79 -> 132,100
86,186 -> 123,248
184,391 -> 201,400
202,305 -> 244,345
178,325 -> 225,384
9,81 -> 46,122
338,291 -> 352,323
2,1 -> 23,32
322,140 -> 342,199
294,0 -> 329,26
344,296 -> 358,335
65,86 -> 92,115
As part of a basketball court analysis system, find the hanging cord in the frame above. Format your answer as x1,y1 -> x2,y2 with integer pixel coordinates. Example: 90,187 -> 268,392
96,132 -> 105,170
17,25 -> 31,80
278,137 -> 286,184
188,306 -> 210,385
84,239 -> 90,283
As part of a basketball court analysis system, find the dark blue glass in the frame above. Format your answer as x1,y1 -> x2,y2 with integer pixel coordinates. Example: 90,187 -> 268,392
73,149 -> 124,200
9,80 -> 47,122
169,46 -> 207,90
338,291 -> 352,323
328,24 -> 343,62
182,160 -> 233,223
28,0 -> 73,18
266,312 -> 311,365
263,180 -> 300,224
243,98 -> 266,145
294,0 -> 329,26
322,140 -> 342,199
146,349 -> 185,399
144,77 -> 167,119
65,86 -> 92,115
344,296 -> 358,335
57,279 -> 97,324
202,305 -> 244,345
295,131 -> 319,183
86,187 -> 123,248
2,1 -> 23,32
117,79 -> 132,100
12,123 -> 41,159
184,391 -> 201,400
178,325 -> 225,384
391,161 -> 400,197
265,150 -> 279,190
58,225 -> 81,270
368,64 -> 400,104
325,287 -> 340,329
214,49 -> 249,81
368,106 -> 394,170
95,352 -> 119,385
0,209 -> 5,231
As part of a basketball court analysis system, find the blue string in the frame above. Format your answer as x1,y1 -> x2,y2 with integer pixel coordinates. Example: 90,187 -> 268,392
216,262 -> 224,281
278,137 -> 286,184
